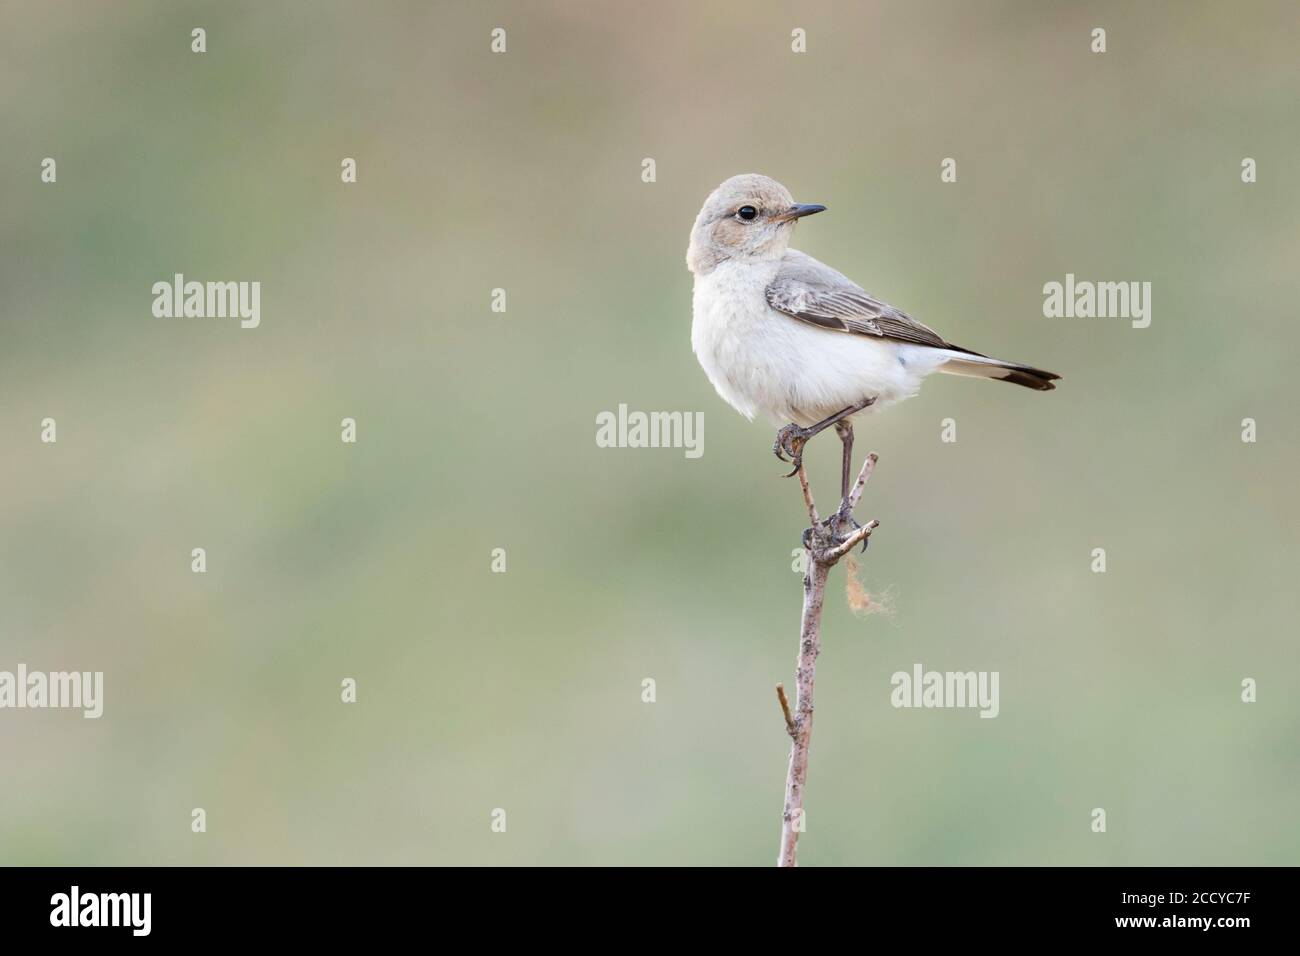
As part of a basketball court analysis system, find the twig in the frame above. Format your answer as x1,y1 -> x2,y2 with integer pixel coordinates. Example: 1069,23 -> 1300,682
847,452 -> 877,511
796,462 -> 820,527
777,453 -> 880,868
775,683 -> 796,737
823,518 -> 879,563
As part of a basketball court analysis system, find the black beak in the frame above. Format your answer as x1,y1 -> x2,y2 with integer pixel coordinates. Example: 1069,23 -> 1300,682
779,203 -> 827,222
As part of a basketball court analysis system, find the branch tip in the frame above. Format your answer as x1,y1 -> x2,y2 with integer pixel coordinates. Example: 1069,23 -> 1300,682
847,453 -> 879,511
775,683 -> 796,737
824,518 -> 879,562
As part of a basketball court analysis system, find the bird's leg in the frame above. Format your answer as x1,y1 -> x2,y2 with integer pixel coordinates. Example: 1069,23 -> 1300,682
830,420 -> 867,550
835,419 -> 854,504
773,397 -> 876,479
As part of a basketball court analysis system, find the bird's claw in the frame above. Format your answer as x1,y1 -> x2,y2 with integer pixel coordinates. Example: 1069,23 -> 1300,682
773,424 -> 811,477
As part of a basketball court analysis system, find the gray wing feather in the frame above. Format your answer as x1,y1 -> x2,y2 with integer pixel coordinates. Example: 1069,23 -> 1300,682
765,249 -> 964,352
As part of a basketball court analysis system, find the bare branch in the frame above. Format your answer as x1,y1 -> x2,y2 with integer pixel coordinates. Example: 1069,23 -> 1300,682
777,453 -> 880,867
778,549 -> 827,867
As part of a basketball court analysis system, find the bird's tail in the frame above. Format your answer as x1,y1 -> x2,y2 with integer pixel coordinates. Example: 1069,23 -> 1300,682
936,349 -> 1060,391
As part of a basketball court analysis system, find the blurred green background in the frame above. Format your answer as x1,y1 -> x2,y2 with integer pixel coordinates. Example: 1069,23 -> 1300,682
2,0 -> 1297,866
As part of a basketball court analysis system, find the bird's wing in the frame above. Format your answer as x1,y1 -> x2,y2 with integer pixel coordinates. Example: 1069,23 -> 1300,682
765,249 -> 965,352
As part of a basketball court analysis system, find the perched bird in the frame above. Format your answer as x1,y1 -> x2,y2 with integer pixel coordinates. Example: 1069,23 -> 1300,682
687,173 -> 1059,527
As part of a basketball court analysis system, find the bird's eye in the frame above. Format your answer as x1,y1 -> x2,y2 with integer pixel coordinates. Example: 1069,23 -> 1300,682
737,205 -> 758,221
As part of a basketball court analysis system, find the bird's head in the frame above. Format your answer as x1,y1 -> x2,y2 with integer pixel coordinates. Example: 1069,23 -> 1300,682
686,173 -> 825,275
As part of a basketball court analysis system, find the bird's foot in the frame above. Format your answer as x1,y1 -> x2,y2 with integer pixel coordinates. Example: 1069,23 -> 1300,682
826,498 -> 868,552
773,423 -> 812,477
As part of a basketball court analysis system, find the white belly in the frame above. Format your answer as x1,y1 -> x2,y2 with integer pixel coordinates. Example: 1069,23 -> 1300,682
691,261 -> 939,427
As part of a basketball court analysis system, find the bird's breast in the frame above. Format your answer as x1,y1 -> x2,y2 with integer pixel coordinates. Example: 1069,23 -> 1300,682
691,263 -> 786,421
690,261 -> 928,427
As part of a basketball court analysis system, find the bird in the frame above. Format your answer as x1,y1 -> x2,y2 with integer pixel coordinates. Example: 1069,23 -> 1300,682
687,173 -> 1059,533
